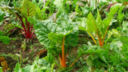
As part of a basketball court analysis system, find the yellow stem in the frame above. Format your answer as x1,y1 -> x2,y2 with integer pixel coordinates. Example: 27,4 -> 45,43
87,32 -> 97,44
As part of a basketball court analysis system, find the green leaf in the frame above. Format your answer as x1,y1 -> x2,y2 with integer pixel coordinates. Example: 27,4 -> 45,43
96,11 -> 103,35
65,31 -> 78,47
48,32 -> 63,44
108,5 -> 119,17
20,0 -> 36,17
14,63 -> 22,72
22,66 -> 31,72
0,36 -> 10,44
0,13 -> 4,22
0,31 -> 3,36
35,14 -> 78,48
118,6 -> 124,24
34,20 -> 56,48
86,12 -> 97,33
103,5 -> 119,34
78,18 -> 86,31
54,0 -> 64,11
0,67 -> 2,72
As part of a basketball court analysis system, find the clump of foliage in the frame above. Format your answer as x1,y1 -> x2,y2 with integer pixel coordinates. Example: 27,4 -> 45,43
0,9 -> 4,23
15,0 -> 37,39
0,31 -> 10,44
34,0 -> 79,68
34,13 -> 78,68
77,36 -> 128,72
13,57 -> 55,72
0,0 -> 128,72
86,5 -> 123,47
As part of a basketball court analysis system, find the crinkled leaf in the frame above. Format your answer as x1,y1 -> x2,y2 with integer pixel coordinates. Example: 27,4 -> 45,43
35,13 -> 78,49
48,32 -> 63,44
34,20 -> 57,48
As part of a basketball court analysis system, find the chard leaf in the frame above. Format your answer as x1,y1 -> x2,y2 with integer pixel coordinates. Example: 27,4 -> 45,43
96,11 -> 103,36
20,0 -> 36,17
103,5 -> 119,31
118,6 -> 124,24
48,32 -> 63,44
86,12 -> 97,33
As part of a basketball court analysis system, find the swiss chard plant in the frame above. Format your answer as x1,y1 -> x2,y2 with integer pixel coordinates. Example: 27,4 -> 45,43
34,0 -> 79,68
14,0 -> 37,39
14,0 -> 56,39
77,36 -> 128,72
86,5 -> 123,47
34,12 -> 78,68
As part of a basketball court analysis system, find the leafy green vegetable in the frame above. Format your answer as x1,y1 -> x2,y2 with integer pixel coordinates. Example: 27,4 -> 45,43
34,13 -> 78,67
77,39 -> 128,71
13,57 -> 55,72
86,5 -> 121,46
20,0 -> 36,17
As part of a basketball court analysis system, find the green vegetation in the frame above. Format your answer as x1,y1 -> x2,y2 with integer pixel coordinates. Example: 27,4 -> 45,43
0,0 -> 128,72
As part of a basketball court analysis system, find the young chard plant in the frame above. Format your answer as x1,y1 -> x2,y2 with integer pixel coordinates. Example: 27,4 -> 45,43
86,5 -> 122,47
15,0 -> 37,39
34,0 -> 78,68
34,13 -> 78,68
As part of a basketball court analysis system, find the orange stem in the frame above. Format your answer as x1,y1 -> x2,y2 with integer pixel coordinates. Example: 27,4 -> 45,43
97,32 -> 103,47
60,36 -> 66,68
99,38 -> 103,47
